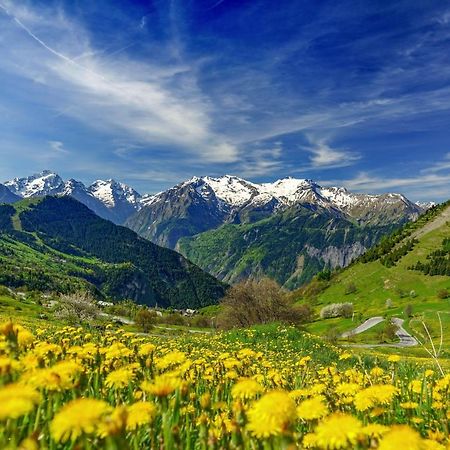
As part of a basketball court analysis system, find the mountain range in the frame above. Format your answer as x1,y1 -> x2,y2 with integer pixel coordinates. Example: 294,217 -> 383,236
3,170 -> 142,224
1,170 -> 430,290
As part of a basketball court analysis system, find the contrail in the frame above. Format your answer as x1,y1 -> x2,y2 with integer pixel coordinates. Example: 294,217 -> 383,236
0,2 -> 106,81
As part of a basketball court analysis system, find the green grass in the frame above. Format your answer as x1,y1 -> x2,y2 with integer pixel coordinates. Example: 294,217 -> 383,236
300,205 -> 450,359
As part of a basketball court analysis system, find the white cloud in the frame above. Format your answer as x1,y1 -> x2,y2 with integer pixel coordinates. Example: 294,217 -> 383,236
320,169 -> 450,201
238,143 -> 284,177
305,136 -> 360,169
0,1 -> 238,163
49,140 -> 68,154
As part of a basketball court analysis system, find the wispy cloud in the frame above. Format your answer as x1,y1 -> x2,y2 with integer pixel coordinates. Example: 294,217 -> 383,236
0,1 -> 238,163
303,136 -> 360,169
48,140 -> 69,154
321,169 -> 450,201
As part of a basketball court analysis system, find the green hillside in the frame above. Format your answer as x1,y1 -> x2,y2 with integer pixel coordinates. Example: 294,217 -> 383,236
0,197 -> 226,308
297,201 -> 450,354
178,205 -> 398,289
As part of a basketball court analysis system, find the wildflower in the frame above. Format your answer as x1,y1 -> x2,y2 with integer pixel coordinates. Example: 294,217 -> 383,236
138,343 -> 156,357
247,390 -> 296,438
378,425 -> 423,450
313,413 -> 363,449
231,378 -> 264,400
141,375 -> 181,397
126,402 -> 157,430
0,356 -> 19,375
339,352 -> 352,360
354,385 -> 398,411
388,355 -> 400,363
297,396 -> 329,420
362,423 -> 389,438
50,398 -> 112,442
0,383 -> 41,420
105,367 -> 135,389
400,401 -> 419,409
154,351 -> 186,371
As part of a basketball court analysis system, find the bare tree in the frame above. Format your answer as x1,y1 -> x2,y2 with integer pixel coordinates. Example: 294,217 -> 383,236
216,278 -> 307,330
54,292 -> 100,325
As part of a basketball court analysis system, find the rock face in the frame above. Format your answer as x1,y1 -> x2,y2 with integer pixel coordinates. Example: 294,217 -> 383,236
305,242 -> 367,269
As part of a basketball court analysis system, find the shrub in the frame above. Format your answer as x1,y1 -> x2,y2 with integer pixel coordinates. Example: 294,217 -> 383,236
53,292 -> 100,325
320,302 -> 354,319
344,283 -> 357,295
377,321 -> 399,342
216,278 -> 305,330
404,304 -> 414,318
437,289 -> 449,299
135,309 -> 156,333
164,313 -> 186,326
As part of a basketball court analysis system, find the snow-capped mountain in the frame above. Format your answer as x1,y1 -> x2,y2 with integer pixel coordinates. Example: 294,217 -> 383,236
415,201 -> 436,210
3,171 -> 142,225
5,170 -> 65,198
126,175 -> 424,249
88,180 -> 142,224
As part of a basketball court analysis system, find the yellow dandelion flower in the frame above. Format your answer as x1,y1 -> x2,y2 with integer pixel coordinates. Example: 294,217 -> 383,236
297,396 -> 329,420
231,378 -> 264,400
370,366 -> 385,377
154,351 -> 186,371
339,352 -> 352,361
50,398 -> 112,443
421,440 -> 445,450
362,423 -> 389,438
400,401 -> 419,409
388,355 -> 400,363
138,343 -> 156,357
141,375 -> 181,397
0,356 -> 19,375
378,425 -> 423,450
0,383 -> 41,421
247,390 -> 296,438
313,413 -> 363,449
354,385 -> 398,411
105,367 -> 135,389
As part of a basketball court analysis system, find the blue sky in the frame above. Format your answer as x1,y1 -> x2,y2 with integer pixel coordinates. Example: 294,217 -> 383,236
1,0 -> 450,201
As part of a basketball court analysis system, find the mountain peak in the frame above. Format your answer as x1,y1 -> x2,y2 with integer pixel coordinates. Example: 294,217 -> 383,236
5,170 -> 64,198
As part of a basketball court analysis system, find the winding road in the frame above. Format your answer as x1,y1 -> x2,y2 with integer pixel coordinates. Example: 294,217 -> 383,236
341,316 -> 418,348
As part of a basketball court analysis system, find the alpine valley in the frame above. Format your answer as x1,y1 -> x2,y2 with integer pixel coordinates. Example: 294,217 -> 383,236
2,171 -> 428,289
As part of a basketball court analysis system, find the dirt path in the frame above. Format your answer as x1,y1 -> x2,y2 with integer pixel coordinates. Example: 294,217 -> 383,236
411,205 -> 450,240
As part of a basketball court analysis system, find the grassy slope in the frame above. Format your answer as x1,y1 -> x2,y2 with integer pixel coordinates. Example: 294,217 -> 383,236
0,197 -> 227,308
304,204 -> 450,356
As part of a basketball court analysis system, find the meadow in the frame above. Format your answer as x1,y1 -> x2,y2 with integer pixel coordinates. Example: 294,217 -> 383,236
0,320 -> 449,449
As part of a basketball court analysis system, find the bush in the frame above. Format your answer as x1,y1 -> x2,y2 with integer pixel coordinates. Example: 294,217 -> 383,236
135,309 -> 156,333
345,283 -> 357,295
163,313 -> 186,326
404,304 -> 414,318
53,292 -> 100,325
216,278 -> 305,330
320,302 -> 354,319
377,321 -> 399,343
437,289 -> 449,299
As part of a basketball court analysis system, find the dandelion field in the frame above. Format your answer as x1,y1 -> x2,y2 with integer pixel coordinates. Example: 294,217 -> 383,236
0,321 -> 449,449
